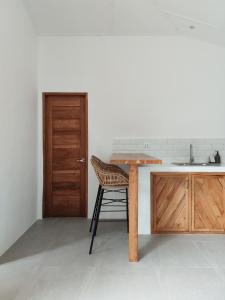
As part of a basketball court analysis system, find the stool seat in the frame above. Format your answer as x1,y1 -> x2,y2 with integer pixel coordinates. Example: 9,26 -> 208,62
100,185 -> 128,190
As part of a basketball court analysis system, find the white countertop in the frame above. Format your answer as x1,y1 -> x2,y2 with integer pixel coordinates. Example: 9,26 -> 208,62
140,163 -> 225,173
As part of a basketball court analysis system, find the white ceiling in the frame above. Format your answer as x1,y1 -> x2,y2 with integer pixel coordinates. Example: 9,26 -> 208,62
24,0 -> 225,46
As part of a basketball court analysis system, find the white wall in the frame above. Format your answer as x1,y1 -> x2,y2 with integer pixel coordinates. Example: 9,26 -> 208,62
0,0 -> 37,255
37,36 -> 225,219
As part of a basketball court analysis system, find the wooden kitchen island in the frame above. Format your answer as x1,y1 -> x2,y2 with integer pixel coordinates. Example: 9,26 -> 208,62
110,153 -> 162,262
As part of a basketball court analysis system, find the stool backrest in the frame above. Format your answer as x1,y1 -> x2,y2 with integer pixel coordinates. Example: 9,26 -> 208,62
91,155 -> 128,186
91,155 -> 109,186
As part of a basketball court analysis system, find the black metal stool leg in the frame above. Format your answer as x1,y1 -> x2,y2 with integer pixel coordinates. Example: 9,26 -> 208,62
94,188 -> 104,237
89,185 -> 102,232
126,187 -> 129,233
89,188 -> 104,254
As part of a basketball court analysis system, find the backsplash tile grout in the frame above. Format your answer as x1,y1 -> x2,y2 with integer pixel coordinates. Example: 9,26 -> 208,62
112,138 -> 225,164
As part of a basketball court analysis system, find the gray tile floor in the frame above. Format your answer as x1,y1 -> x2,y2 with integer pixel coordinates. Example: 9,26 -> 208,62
1,218 -> 225,300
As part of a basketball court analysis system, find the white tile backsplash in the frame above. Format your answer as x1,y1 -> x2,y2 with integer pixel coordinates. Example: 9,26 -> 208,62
112,138 -> 225,164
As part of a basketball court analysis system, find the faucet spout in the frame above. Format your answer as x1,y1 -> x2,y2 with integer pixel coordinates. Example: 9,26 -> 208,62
190,144 -> 194,163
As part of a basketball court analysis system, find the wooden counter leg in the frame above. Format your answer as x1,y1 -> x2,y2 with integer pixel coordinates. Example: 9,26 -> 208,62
128,164 -> 138,262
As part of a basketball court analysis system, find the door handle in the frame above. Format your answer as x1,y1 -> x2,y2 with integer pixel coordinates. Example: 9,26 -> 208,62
77,158 -> 86,163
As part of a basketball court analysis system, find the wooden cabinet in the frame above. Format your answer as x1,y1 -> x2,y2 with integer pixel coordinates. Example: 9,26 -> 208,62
152,173 -> 190,233
192,174 -> 225,232
152,173 -> 225,234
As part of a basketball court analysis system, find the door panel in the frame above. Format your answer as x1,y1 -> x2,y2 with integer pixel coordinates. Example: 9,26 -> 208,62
53,119 -> 81,131
52,148 -> 80,170
43,93 -> 87,217
53,132 -> 80,145
53,106 -> 81,119
192,175 -> 225,232
152,173 -> 190,233
53,171 -> 80,183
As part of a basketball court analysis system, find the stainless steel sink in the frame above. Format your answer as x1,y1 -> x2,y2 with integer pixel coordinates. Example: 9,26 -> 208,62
172,144 -> 221,166
172,162 -> 220,166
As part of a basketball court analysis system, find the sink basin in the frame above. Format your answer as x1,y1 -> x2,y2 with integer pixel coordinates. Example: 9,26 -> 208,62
172,162 -> 220,166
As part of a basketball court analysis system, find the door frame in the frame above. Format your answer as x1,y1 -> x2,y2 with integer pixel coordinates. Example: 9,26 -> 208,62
42,92 -> 88,218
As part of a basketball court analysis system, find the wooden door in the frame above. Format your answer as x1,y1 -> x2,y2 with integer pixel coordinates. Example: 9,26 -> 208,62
192,174 -> 225,232
152,173 -> 190,233
43,93 -> 88,217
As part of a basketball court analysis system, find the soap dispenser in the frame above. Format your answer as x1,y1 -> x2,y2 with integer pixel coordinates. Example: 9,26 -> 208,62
214,151 -> 221,164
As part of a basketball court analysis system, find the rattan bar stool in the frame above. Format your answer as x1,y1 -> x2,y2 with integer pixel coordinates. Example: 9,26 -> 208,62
89,155 -> 129,254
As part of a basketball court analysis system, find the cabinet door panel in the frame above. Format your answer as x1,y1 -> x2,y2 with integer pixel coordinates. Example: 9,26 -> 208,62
192,175 -> 225,232
152,174 -> 190,233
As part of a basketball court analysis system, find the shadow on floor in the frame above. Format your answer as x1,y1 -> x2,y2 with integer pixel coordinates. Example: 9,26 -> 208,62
0,218 -> 174,264
0,218 -> 128,265
139,235 -> 173,259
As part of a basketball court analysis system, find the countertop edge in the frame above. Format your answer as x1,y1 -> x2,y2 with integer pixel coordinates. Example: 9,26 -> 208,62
138,164 -> 225,173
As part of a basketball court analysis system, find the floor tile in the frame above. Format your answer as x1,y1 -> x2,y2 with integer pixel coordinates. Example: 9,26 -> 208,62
153,237 -> 210,268
1,219 -> 225,300
195,240 -> 225,267
160,267 -> 225,300
16,266 -> 95,300
81,267 -> 168,300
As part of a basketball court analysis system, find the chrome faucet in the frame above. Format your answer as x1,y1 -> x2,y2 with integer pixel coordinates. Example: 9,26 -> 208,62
190,144 -> 194,163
